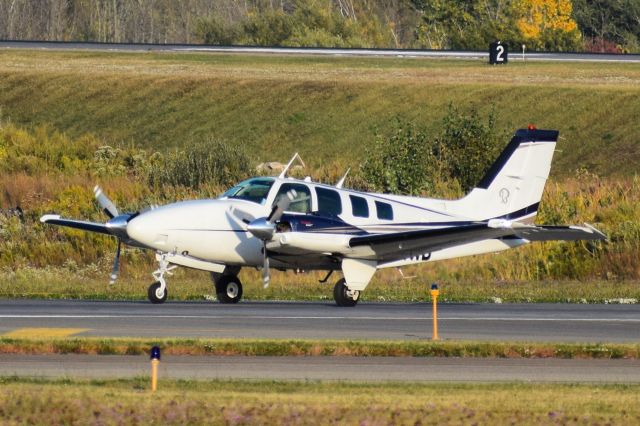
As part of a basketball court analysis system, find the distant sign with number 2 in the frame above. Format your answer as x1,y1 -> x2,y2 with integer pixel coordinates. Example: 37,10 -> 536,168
489,41 -> 508,64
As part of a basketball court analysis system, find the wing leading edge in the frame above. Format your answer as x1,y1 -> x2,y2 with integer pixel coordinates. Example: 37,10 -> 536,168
40,214 -> 111,235
348,222 -> 605,262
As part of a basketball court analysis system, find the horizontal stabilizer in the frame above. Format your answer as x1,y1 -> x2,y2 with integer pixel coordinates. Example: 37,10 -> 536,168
514,223 -> 606,242
40,214 -> 111,235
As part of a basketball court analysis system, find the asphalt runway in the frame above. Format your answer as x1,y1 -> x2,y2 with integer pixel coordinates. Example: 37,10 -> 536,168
2,40 -> 640,63
2,354 -> 640,383
1,300 -> 639,342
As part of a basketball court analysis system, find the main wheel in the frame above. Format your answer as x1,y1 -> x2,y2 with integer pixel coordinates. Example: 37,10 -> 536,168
215,276 -> 243,304
148,281 -> 167,304
333,278 -> 359,307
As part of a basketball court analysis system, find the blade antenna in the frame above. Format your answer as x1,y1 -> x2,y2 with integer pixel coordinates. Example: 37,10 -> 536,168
335,168 -> 351,189
278,153 -> 306,179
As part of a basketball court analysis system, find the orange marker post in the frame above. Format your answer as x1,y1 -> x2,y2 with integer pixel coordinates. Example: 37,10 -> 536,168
430,284 -> 439,340
150,346 -> 161,392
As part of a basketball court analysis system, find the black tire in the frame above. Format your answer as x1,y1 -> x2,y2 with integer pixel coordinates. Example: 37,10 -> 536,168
215,276 -> 243,304
148,281 -> 167,304
333,278 -> 359,307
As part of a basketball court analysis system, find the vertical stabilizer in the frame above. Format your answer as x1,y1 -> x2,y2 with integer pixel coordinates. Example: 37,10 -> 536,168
451,128 -> 558,222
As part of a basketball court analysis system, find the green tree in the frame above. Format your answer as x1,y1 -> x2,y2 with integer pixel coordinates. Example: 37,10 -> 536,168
360,105 -> 505,196
360,117 -> 432,195
435,105 -> 504,192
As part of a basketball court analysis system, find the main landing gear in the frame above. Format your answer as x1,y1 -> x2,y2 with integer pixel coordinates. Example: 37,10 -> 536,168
147,255 -> 177,304
333,278 -> 360,307
211,272 -> 243,304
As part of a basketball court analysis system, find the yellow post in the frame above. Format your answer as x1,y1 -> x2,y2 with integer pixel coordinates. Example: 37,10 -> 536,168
150,346 -> 161,392
430,284 -> 439,341
151,359 -> 159,392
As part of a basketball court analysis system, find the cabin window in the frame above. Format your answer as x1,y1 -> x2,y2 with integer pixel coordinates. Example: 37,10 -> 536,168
220,178 -> 274,205
315,187 -> 342,216
349,195 -> 369,218
273,183 -> 311,213
375,201 -> 394,220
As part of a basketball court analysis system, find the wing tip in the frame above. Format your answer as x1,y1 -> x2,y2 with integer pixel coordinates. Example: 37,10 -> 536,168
583,222 -> 607,240
40,214 -> 61,223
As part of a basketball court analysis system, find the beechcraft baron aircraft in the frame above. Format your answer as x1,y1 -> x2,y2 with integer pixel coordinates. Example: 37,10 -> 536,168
41,127 -> 605,306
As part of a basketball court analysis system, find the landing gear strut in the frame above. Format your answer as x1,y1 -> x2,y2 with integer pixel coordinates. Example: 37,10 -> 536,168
211,273 -> 243,304
148,254 -> 177,304
333,278 -> 360,307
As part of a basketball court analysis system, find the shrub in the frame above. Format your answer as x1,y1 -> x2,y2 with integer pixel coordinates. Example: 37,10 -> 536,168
148,138 -> 252,189
359,105 -> 504,196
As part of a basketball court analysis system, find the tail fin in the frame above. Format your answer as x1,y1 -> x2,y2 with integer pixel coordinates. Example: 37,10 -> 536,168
453,128 -> 558,222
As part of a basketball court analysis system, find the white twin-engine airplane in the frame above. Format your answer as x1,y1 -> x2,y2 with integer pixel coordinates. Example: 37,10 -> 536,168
41,127 -> 605,306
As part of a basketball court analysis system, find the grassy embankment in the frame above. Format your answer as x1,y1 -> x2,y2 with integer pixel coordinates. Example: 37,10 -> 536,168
1,49 -> 639,175
1,337 -> 640,359
0,49 -> 639,302
1,378 -> 639,424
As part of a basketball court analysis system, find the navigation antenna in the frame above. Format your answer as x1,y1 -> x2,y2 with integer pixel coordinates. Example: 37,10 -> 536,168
278,152 -> 306,178
335,168 -> 351,189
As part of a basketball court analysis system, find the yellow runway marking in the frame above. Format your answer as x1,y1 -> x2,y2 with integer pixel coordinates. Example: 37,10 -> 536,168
3,328 -> 90,338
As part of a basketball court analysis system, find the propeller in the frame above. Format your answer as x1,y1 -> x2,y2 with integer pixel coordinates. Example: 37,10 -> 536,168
110,239 -> 122,285
94,185 -> 119,219
95,185 -> 128,285
247,189 -> 297,288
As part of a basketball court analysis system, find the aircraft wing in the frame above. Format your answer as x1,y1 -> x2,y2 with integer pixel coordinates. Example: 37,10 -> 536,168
40,214 -> 111,235
348,222 -> 605,262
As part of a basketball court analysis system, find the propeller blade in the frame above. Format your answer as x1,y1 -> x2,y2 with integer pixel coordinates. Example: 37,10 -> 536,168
109,239 -> 122,285
268,189 -> 297,224
262,243 -> 270,288
94,186 -> 119,219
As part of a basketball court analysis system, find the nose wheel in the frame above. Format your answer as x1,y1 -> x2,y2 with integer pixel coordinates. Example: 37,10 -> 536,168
147,254 -> 177,304
148,281 -> 168,304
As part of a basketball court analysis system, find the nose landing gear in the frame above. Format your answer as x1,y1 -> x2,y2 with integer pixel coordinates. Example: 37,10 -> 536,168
148,254 -> 177,304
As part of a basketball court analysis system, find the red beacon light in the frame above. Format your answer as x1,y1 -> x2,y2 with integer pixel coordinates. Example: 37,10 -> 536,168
527,124 -> 537,131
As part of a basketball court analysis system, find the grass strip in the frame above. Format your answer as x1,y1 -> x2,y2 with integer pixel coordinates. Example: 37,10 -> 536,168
1,50 -> 639,175
1,337 -> 639,359
1,377 -> 639,424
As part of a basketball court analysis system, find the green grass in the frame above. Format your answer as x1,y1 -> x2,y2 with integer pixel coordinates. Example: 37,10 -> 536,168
1,265 -> 639,303
1,378 -> 639,424
1,49 -> 639,177
1,337 -> 639,359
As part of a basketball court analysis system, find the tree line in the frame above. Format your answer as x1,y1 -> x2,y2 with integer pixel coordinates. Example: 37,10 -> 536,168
0,0 -> 637,52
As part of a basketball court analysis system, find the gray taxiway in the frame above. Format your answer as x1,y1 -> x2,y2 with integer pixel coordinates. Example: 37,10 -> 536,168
2,354 -> 640,383
1,300 -> 639,342
3,300 -> 640,383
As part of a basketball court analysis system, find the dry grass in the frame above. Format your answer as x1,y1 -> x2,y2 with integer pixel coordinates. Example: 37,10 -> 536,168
2,49 -> 640,86
1,378 -> 639,424
1,337 -> 639,359
1,265 -> 639,303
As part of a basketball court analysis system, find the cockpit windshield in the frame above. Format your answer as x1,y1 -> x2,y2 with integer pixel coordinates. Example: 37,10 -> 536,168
219,178 -> 274,205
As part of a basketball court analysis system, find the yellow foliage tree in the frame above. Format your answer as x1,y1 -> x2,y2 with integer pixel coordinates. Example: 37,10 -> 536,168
515,0 -> 578,40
